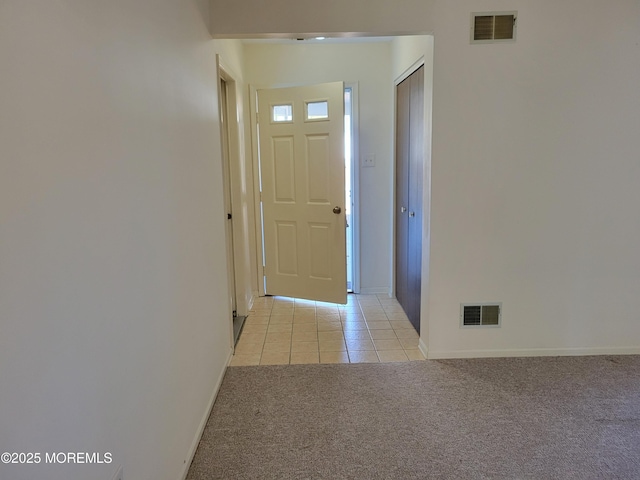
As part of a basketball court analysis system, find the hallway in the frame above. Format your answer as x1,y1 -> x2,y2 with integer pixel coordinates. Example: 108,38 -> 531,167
230,294 -> 425,365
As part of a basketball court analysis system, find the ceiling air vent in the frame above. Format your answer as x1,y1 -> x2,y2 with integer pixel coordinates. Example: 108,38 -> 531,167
471,12 -> 517,44
461,303 -> 502,327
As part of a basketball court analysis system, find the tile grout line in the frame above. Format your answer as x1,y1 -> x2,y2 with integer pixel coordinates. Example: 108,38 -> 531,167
237,295 -> 422,366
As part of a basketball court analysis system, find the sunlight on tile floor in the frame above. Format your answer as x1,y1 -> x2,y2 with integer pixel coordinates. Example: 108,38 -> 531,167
229,294 -> 425,366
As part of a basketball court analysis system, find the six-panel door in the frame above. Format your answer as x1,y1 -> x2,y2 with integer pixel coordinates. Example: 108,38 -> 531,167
258,82 -> 347,304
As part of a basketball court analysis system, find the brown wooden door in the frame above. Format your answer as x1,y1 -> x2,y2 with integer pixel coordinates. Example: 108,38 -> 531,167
395,74 -> 411,327
395,66 -> 424,333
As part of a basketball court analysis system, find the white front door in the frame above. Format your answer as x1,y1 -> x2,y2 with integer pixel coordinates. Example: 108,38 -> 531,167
258,82 -> 346,304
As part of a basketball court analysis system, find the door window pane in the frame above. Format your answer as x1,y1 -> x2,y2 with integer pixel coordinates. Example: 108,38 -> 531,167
272,104 -> 293,122
306,101 -> 329,120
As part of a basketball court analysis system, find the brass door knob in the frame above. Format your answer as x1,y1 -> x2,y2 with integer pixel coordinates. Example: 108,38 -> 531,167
333,206 -> 342,214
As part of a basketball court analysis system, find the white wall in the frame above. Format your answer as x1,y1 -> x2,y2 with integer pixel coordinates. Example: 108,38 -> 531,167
213,0 -> 640,359
391,35 -> 434,350
244,42 -> 394,293
391,36 -> 433,82
0,1 -> 238,479
210,0 -> 434,37
2,7 -> 637,479
428,0 -> 640,357
216,41 -> 258,315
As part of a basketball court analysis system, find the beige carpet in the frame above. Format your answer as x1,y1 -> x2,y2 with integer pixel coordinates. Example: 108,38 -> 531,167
187,356 -> 640,479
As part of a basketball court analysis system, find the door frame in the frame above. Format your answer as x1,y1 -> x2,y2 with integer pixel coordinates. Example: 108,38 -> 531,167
248,84 -> 266,296
392,57 -> 425,300
345,82 -> 361,294
249,82 -> 361,297
392,54 -> 432,358
217,56 -> 244,346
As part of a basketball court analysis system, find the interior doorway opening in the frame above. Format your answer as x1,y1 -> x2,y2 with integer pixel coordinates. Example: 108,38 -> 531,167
218,62 -> 246,346
219,78 -> 237,313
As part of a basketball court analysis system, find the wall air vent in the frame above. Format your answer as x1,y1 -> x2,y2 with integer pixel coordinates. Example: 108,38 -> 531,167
461,303 -> 502,327
471,12 -> 517,44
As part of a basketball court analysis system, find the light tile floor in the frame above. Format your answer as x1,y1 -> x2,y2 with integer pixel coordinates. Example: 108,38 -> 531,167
230,294 -> 426,366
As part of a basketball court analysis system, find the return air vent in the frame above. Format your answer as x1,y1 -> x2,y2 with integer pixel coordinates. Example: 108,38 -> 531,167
461,303 -> 501,327
471,12 -> 517,43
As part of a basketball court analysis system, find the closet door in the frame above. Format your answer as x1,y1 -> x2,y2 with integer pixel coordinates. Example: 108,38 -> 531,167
407,66 -> 424,333
395,66 -> 424,333
395,76 -> 411,326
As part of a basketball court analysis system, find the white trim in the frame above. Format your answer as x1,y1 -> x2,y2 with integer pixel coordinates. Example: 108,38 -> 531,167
394,56 -> 425,86
359,286 -> 390,295
427,346 -> 640,360
180,348 -> 233,480
418,337 -> 428,359
248,84 -> 266,297
419,40 -> 434,368
217,56 -> 241,90
248,291 -> 257,313
346,82 -> 360,294
217,56 -> 240,346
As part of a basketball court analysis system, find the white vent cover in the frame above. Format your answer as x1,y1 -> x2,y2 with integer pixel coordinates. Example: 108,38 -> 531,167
461,303 -> 502,327
471,12 -> 517,43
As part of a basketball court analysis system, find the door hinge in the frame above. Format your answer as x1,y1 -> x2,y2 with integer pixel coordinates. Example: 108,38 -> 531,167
227,213 -> 232,220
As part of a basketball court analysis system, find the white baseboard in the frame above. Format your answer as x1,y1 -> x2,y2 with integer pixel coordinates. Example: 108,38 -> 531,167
358,287 -> 391,295
418,337 -> 428,359
427,345 -> 640,360
180,347 -> 233,480
248,291 -> 257,312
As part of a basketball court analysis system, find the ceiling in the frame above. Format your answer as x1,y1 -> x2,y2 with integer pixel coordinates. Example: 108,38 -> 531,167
241,35 -> 397,45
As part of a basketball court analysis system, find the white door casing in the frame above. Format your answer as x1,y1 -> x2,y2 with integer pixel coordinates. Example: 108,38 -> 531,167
219,78 -> 237,318
258,82 -> 347,304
